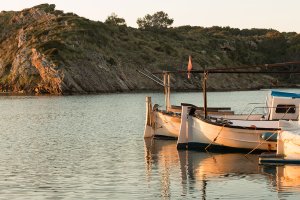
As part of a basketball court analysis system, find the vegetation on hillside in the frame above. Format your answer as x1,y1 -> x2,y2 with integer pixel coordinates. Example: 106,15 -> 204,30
0,4 -> 299,94
137,11 -> 174,29
105,13 -> 126,26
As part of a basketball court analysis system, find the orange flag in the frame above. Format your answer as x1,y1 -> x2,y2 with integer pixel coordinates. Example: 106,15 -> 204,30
187,55 -> 192,79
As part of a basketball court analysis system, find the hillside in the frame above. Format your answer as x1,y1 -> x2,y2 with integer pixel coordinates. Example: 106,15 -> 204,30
0,4 -> 300,94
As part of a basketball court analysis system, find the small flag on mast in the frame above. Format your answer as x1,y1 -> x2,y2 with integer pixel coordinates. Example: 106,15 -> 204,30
187,55 -> 192,79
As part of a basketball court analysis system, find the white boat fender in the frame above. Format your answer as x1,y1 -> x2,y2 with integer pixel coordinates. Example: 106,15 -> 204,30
261,132 -> 277,142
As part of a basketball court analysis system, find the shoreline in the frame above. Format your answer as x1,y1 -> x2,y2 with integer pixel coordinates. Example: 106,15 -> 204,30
0,86 -> 299,96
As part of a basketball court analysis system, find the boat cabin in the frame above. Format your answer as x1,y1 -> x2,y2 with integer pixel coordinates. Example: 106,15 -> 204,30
266,91 -> 300,120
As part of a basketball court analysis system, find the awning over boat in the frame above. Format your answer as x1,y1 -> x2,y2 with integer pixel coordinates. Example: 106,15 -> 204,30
271,91 -> 300,98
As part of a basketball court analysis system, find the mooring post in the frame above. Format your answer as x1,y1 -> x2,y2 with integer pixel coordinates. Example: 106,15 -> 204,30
177,104 -> 189,149
144,96 -> 154,138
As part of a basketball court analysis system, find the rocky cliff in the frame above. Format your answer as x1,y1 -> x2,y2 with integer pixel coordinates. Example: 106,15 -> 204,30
0,4 -> 299,94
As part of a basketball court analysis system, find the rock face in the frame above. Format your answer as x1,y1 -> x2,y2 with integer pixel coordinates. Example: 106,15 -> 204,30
0,4 -> 299,94
31,48 -> 63,94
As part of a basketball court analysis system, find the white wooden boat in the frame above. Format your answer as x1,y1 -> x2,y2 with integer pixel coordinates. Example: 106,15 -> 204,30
144,97 -> 181,138
177,91 -> 300,152
144,97 -> 232,138
144,72 -> 178,138
143,73 -> 233,138
145,90 -> 300,151
143,61 -> 300,152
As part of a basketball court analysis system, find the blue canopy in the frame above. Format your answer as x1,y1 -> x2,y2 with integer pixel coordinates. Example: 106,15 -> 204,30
271,90 -> 300,98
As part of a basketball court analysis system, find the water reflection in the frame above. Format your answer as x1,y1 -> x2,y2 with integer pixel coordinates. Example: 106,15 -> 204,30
144,138 -> 179,198
144,138 -> 300,199
262,164 -> 300,197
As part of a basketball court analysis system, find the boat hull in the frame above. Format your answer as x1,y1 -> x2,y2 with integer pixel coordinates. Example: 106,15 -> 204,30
275,120 -> 300,162
153,111 -> 180,138
178,109 -> 278,152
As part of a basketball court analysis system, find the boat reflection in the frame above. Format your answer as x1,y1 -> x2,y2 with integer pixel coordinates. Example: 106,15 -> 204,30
144,138 -> 260,198
144,138 -> 180,198
144,138 -> 300,198
262,165 -> 300,192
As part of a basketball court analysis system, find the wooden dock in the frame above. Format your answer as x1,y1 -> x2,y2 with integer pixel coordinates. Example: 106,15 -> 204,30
259,152 -> 300,165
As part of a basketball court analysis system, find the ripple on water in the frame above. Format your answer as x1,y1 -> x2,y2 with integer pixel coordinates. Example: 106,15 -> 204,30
0,91 -> 300,199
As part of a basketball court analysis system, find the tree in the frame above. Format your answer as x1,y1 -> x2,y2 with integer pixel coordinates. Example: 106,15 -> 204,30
137,11 -> 173,29
105,13 -> 126,26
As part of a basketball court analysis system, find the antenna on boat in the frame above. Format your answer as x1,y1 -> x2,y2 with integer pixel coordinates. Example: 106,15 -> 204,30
137,68 -> 172,111
136,69 -> 164,87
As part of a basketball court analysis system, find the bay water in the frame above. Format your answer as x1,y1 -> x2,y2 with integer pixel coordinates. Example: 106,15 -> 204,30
0,90 -> 300,199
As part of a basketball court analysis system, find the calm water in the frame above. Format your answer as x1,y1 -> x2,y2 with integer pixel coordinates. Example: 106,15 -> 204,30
0,90 -> 300,199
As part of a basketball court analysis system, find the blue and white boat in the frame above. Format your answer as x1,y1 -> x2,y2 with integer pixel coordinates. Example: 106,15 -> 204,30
177,90 -> 300,152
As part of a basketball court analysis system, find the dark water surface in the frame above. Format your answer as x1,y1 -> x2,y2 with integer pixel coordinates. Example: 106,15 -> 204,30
0,90 -> 300,199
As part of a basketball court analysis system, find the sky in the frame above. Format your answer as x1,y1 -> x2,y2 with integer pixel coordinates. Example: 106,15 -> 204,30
1,0 -> 300,33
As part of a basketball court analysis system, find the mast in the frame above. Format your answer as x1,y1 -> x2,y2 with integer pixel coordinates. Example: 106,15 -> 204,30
203,71 -> 208,119
163,72 -> 171,111
167,73 -> 171,111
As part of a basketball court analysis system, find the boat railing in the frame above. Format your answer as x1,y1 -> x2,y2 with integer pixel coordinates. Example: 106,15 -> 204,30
245,106 -> 298,120
245,106 -> 268,120
239,103 -> 265,115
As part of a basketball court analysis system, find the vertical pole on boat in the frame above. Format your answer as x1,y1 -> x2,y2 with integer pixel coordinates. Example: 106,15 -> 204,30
163,72 -> 171,111
167,73 -> 171,111
203,71 -> 208,119
164,72 -> 167,111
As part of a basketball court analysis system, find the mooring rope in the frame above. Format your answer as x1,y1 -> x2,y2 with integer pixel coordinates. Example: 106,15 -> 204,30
246,130 -> 279,155
205,124 -> 226,151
